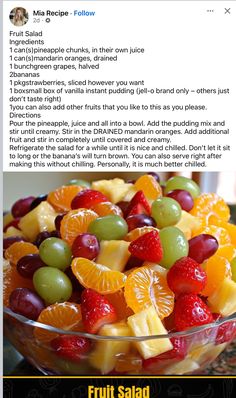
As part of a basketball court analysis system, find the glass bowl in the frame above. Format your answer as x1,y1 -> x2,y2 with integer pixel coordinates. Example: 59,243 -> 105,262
4,307 -> 236,375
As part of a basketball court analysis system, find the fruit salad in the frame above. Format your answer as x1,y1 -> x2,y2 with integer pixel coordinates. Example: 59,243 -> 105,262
3,173 -> 236,375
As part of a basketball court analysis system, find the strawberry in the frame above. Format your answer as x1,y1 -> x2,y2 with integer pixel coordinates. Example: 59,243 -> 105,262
174,294 -> 213,331
167,257 -> 207,295
71,189 -> 108,210
126,203 -> 148,217
212,313 -> 236,345
128,230 -> 163,262
81,289 -> 117,334
125,191 -> 151,217
143,336 -> 187,370
51,335 -> 91,362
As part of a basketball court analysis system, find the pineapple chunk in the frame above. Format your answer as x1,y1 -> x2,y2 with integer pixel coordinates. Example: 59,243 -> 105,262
91,178 -> 134,204
3,212 -> 14,229
208,278 -> 236,316
163,358 -> 199,375
19,202 -> 57,241
127,305 -> 173,360
4,226 -> 26,238
175,211 -> 201,240
189,342 -> 227,364
89,321 -> 131,374
96,240 -> 131,272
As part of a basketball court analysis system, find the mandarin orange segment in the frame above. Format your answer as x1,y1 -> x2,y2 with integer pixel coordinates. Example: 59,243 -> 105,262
47,185 -> 84,212
60,208 -> 98,246
134,175 -> 162,200
71,258 -> 127,294
105,290 -> 134,320
34,302 -> 81,343
91,202 -> 123,217
124,266 -> 174,319
190,193 -> 230,222
5,241 -> 39,265
3,264 -> 34,307
124,226 -> 158,242
201,255 -> 232,297
217,245 -> 236,262
209,215 -> 236,246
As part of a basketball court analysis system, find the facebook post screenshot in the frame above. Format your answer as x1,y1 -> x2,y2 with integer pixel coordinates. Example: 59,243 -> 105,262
2,0 -> 236,396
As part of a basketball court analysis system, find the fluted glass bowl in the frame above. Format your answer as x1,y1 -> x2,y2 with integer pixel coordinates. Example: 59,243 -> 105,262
4,307 -> 236,375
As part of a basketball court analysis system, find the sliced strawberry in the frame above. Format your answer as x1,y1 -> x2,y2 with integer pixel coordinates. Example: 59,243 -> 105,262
125,191 -> 151,217
128,230 -> 163,262
81,289 -> 117,334
167,257 -> 207,295
51,335 -> 91,362
174,294 -> 213,331
143,336 -> 187,370
126,203 -> 148,217
71,189 -> 108,210
212,313 -> 236,345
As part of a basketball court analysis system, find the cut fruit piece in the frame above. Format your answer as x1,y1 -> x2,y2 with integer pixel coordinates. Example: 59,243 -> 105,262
91,178 -> 134,204
190,193 -> 230,222
60,208 -> 98,246
127,305 -> 173,360
208,278 -> 236,316
5,241 -> 39,266
124,226 -> 158,242
175,211 -> 202,240
174,294 -> 213,331
209,215 -> 236,245
115,353 -> 142,373
163,358 -> 199,375
105,290 -> 134,320
4,226 -> 26,239
128,230 -> 163,263
81,289 -> 117,334
89,321 -> 131,374
124,266 -> 174,319
71,258 -> 127,294
201,255 -> 232,297
143,262 -> 168,277
134,175 -> 162,200
96,240 -> 131,272
34,302 -> 82,343
19,202 -> 57,241
3,264 -> 34,306
91,202 -> 123,217
47,185 -> 84,212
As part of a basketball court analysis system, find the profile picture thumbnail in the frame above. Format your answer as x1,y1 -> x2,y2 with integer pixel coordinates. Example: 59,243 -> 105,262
9,7 -> 29,26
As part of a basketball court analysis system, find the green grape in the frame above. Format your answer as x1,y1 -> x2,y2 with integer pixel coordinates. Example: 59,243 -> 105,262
230,257 -> 236,282
88,215 -> 128,241
67,179 -> 91,188
151,197 -> 181,228
164,176 -> 200,199
159,226 -> 189,269
39,237 -> 72,271
33,267 -> 72,304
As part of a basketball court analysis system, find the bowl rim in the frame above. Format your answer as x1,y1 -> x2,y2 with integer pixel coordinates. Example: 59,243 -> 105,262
4,306 -> 236,342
